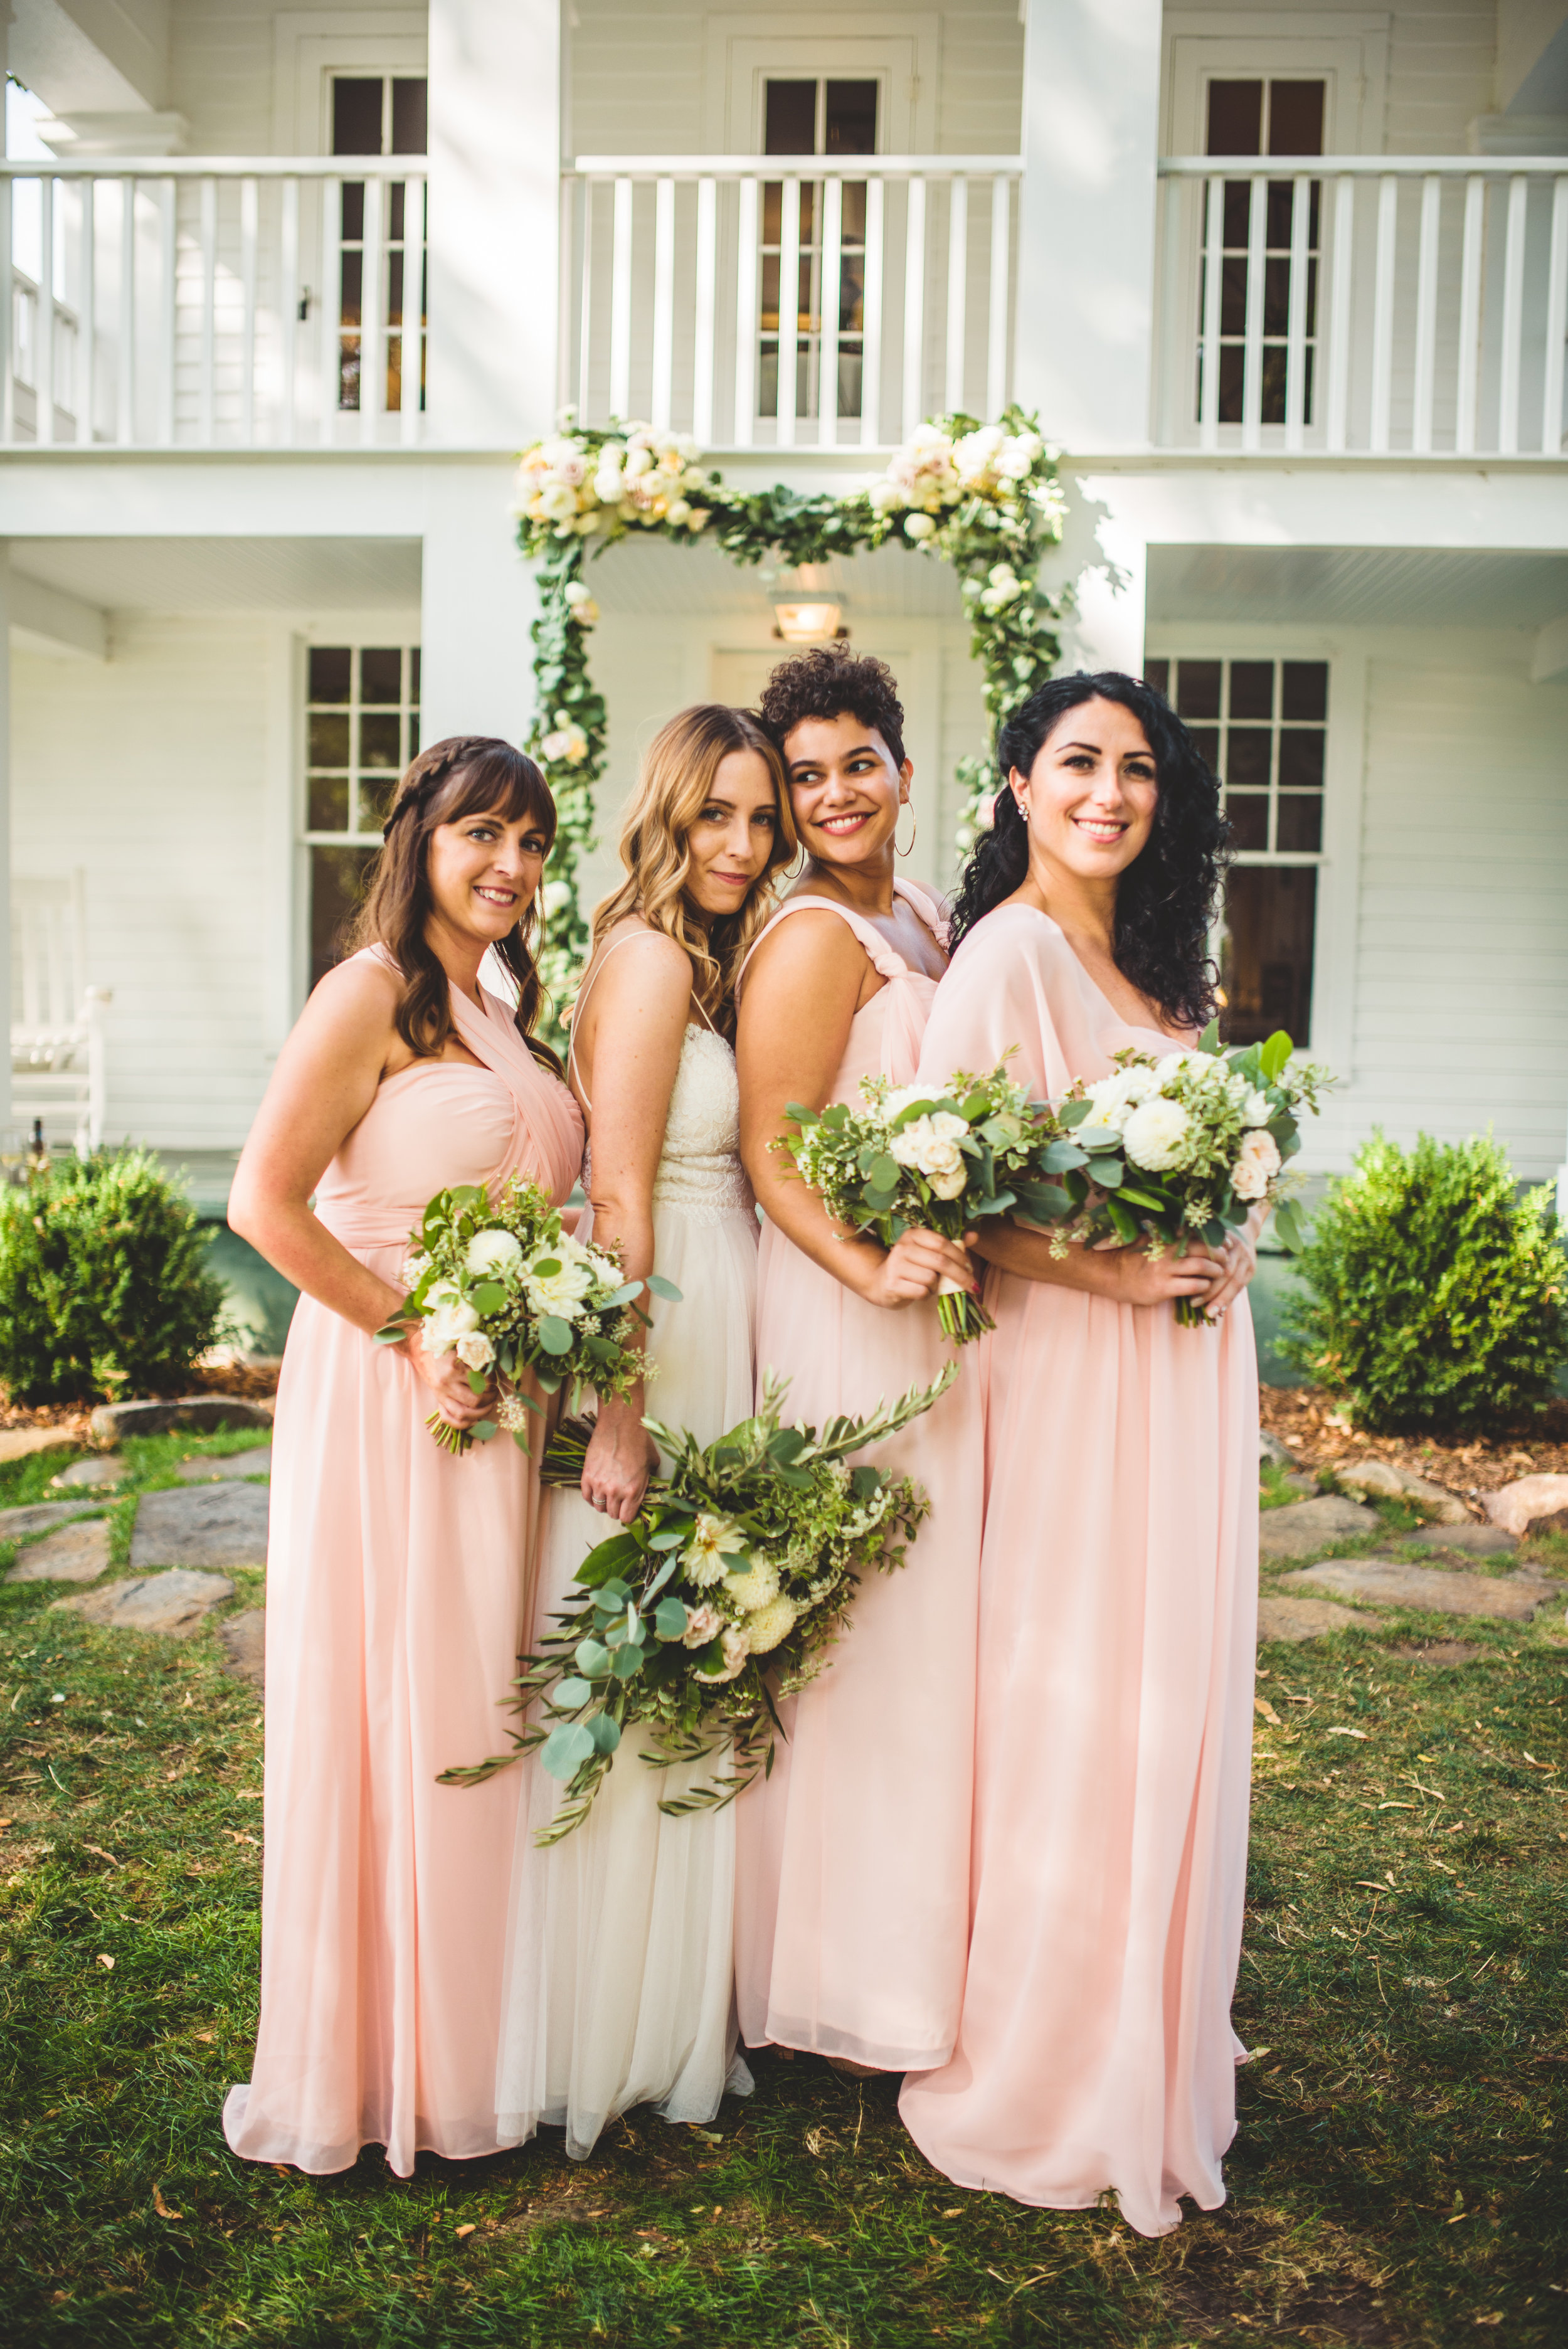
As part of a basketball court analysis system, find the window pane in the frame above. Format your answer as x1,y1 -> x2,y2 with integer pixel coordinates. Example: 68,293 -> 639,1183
1175,659 -> 1221,720
309,645 -> 351,704
765,81 -> 816,156
1144,657 -> 1170,699
309,712 -> 351,766
359,647 -> 402,704
391,78 -> 427,156
1276,795 -> 1323,852
308,774 -> 349,832
332,78 -> 383,159
1207,80 -> 1263,156
1229,660 -> 1273,720
410,648 -> 420,705
310,847 -> 376,992
825,81 -> 877,155
1189,726 -> 1221,773
1268,80 -> 1324,158
1281,659 -> 1328,721
359,713 -> 402,770
1278,730 -> 1325,791
1222,866 -> 1316,1046
1225,793 -> 1269,851
1225,728 -> 1273,791
358,772 -> 397,832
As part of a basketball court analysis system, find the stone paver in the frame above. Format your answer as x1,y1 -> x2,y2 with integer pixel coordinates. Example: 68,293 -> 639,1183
0,1427 -> 80,1466
131,1483 -> 268,1571
1279,1557 -> 1559,1622
50,1455 -> 125,1490
1484,1474 -> 1568,1538
89,1396 -> 273,1444
1259,1432 -> 1295,1468
54,1568 -> 235,1638
1258,1494 -> 1380,1559
1257,1593 -> 1364,1642
219,1608 -> 265,1690
5,1519 -> 112,1585
174,1447 -> 271,1485
0,1498 -> 108,1542
1334,1458 -> 1468,1523
1408,1522 -> 1517,1558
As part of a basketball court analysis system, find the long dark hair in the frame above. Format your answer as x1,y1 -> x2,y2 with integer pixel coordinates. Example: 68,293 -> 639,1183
948,672 -> 1230,1031
351,736 -> 564,1074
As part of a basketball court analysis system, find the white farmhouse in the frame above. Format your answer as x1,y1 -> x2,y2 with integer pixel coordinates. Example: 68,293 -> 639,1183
1,0 -> 1565,1217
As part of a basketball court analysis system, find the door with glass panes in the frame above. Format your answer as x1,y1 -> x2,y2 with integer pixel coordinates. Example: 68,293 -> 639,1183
760,77 -> 877,425
304,645 -> 421,992
331,75 -> 426,416
1197,77 -> 1324,430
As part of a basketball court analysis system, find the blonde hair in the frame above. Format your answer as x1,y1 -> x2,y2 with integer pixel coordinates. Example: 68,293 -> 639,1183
590,704 -> 796,1030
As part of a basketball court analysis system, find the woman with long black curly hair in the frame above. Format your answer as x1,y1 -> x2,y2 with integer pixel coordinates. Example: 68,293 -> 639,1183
899,672 -> 1263,2238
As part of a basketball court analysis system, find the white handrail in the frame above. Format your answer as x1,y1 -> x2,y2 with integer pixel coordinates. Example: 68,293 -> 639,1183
0,155 -> 428,178
1158,152 -> 1568,175
573,154 -> 1022,177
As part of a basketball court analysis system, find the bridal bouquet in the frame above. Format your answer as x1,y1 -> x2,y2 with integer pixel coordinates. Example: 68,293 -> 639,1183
376,1174 -> 672,1455
439,1365 -> 955,1839
1039,1026 -> 1330,1326
778,1061 -> 1082,1343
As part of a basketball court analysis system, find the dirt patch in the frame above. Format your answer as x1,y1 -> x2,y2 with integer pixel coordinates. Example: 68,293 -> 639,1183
1260,1388 -> 1568,1521
1386,1640 -> 1484,1666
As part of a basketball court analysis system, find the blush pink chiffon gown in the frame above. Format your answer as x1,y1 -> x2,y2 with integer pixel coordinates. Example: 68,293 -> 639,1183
223,950 -> 584,2177
733,881 -> 983,2072
898,903 -> 1259,2239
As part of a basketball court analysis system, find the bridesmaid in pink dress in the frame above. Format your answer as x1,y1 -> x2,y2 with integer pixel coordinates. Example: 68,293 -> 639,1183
898,674 -> 1260,2237
222,739 -> 583,2176
733,648 -> 983,2074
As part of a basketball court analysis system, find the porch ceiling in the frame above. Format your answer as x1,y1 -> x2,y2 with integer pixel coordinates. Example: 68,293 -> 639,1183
581,536 -> 965,620
1147,546 -> 1568,631
8,537 -> 422,615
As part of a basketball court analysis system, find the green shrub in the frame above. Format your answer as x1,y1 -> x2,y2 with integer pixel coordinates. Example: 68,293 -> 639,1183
1280,1130 -> 1568,1434
0,1148 -> 228,1404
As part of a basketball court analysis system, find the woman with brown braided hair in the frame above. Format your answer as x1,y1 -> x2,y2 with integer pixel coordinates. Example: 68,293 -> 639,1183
222,738 -> 584,2177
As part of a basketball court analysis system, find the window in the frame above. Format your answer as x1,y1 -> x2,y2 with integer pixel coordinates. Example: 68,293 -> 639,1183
332,75 -> 427,414
1199,77 -> 1323,428
1146,656 -> 1328,1045
304,644 -> 421,990
760,77 -> 877,422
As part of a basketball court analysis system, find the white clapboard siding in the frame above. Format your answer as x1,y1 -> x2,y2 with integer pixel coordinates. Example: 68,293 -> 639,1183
10,618 -> 274,1150
1384,1 -> 1496,156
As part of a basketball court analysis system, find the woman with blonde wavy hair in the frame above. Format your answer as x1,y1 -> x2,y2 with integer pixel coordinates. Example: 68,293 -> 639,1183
495,702 -> 794,2160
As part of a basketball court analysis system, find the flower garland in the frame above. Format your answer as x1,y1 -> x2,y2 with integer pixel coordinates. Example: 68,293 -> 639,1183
512,409 -> 1066,1024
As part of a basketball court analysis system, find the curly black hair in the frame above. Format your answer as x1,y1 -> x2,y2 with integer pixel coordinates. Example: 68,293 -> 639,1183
757,644 -> 906,770
948,671 -> 1230,1031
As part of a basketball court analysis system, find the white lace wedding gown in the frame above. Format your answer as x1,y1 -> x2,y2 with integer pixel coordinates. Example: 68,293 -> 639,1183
495,1012 -> 757,2157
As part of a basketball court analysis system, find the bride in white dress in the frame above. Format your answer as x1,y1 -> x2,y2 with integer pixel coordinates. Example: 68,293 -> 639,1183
496,704 -> 796,2158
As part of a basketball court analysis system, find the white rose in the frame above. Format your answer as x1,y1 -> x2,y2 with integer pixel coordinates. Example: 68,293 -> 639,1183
540,482 -> 579,521
744,1594 -> 799,1655
879,1083 -> 936,1121
1121,1097 -> 1194,1173
904,512 -> 938,542
455,1331 -> 495,1372
521,1243 -> 597,1321
1239,1086 -> 1271,1127
464,1229 -> 525,1279
1231,1129 -> 1281,1201
926,1160 -> 969,1201
423,1282 -> 480,1356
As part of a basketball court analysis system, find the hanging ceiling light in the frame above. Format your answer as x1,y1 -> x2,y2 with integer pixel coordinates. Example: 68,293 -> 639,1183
771,601 -> 845,643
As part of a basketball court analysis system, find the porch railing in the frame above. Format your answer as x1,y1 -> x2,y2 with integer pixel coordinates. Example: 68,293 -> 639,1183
0,157 -> 428,449
563,154 -> 1022,450
1156,154 -> 1568,457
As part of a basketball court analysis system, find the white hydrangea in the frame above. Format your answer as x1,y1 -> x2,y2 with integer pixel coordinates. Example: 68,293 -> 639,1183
1121,1097 -> 1195,1172
464,1228 -> 525,1279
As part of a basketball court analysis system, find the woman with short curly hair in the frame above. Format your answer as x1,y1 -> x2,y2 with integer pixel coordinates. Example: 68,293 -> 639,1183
899,672 -> 1261,2239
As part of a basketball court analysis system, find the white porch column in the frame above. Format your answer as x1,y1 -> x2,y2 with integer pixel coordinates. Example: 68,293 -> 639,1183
426,0 -> 563,448
419,463 -> 541,749
1014,0 -> 1163,455
0,547 -> 11,1135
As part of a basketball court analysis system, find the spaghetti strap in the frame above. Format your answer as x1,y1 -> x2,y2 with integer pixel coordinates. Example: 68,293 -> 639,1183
568,928 -> 712,1111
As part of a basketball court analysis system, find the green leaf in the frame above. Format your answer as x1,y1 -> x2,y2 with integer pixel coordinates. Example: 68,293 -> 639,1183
1096,1158 -> 1126,1189
1039,1138 -> 1089,1174
654,1596 -> 689,1641
540,1722 -> 596,1779
472,1283 -> 507,1315
587,1712 -> 622,1754
469,1420 -> 497,1442
372,1322 -> 408,1346
1116,1186 -> 1168,1213
850,1465 -> 882,1500
600,1282 -> 640,1310
1272,1200 -> 1304,1253
575,1532 -> 642,1586
648,1527 -> 687,1551
536,1315 -> 574,1355
610,1643 -> 645,1682
574,1637 -> 611,1679
768,1427 -> 807,1465
1010,1180 -> 1073,1222
466,1368 -> 489,1396
1106,1197 -> 1139,1244
647,1273 -> 684,1302
551,1676 -> 594,1708
596,1577 -> 633,1608
1197,1017 -> 1222,1055
869,1153 -> 901,1192
1259,1029 -> 1294,1081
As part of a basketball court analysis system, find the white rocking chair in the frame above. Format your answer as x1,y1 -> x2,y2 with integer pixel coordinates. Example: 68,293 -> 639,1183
11,869 -> 111,1153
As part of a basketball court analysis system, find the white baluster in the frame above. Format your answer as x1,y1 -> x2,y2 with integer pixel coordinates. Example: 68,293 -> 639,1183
199,172 -> 218,445
1412,174 -> 1440,453
1498,174 -> 1528,455
733,174 -> 758,448
777,176 -> 800,448
609,176 -> 633,423
1326,174 -> 1354,452
903,175 -> 926,437
945,174 -> 968,413
1542,176 -> 1568,456
360,174 -> 384,446
1241,173 -> 1266,451
1455,174 -> 1485,456
401,176 -> 425,446
577,178 -> 595,423
692,176 -> 716,447
279,175 -> 299,448
158,178 -> 176,445
818,172 -> 842,450
36,173 -> 55,443
1284,173 -> 1310,453
117,177 -> 135,445
240,175 -> 258,447
860,176 -> 884,448
320,175 -> 342,443
650,176 -> 675,430
78,176 -> 95,444
0,181 -> 13,444
987,174 -> 1011,422
1198,174 -> 1224,450
1369,174 -> 1397,453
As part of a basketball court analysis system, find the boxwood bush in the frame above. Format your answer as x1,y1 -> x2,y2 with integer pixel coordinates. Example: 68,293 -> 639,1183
1281,1130 -> 1568,1434
0,1148 -> 228,1404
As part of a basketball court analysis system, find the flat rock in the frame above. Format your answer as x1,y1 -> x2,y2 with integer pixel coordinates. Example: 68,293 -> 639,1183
1407,1522 -> 1517,1558
1273,1470 -> 1318,1497
218,1607 -> 265,1690
131,1483 -> 268,1571
5,1518 -> 112,1586
54,1567 -> 234,1638
88,1396 -> 273,1444
174,1446 -> 271,1485
1334,1458 -> 1468,1523
50,1455 -> 125,1490
0,1498 -> 107,1541
0,1427 -> 80,1465
1279,1557 -> 1557,1622
1257,1593 -> 1364,1642
1259,1432 -> 1295,1469
1484,1473 -> 1568,1538
1258,1494 -> 1380,1558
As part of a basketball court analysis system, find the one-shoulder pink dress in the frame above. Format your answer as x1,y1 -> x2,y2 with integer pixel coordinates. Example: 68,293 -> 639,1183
733,881 -> 982,2072
223,952 -> 584,2177
898,904 -> 1258,2239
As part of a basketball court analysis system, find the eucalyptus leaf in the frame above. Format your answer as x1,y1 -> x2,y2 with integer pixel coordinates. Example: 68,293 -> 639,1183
654,1596 -> 689,1641
610,1643 -> 645,1682
472,1283 -> 507,1315
647,1273 -> 684,1302
469,1421 -> 497,1442
537,1315 -> 575,1355
587,1713 -> 622,1754
551,1676 -> 593,1708
574,1637 -> 611,1679
540,1722 -> 596,1779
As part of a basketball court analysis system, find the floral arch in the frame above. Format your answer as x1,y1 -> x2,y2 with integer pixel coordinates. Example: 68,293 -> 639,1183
512,407 -> 1067,1011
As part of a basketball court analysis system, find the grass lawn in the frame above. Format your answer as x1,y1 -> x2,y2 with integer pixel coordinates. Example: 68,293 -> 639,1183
1,1433 -> 1565,2347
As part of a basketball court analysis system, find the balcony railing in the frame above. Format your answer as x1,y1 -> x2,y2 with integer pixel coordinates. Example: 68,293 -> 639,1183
563,154 -> 1021,450
0,157 -> 427,449
1156,154 -> 1568,457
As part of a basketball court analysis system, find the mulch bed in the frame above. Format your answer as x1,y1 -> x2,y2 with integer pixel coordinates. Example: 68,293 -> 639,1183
1260,1384 -> 1568,1519
0,1359 -> 281,1445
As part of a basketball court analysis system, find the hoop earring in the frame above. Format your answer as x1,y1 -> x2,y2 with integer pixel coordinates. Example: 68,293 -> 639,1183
895,803 -> 918,859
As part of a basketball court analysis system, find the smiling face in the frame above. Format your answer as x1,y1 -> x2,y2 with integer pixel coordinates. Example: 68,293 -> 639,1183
1011,697 -> 1159,888
683,747 -> 783,921
781,712 -> 911,871
424,795 -> 551,949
